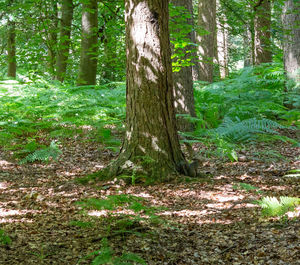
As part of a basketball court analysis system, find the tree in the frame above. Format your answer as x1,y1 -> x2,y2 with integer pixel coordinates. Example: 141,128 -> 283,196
197,0 -> 216,83
55,0 -> 74,82
170,0 -> 197,131
106,0 -> 187,181
7,20 -> 16,78
77,0 -> 98,86
254,0 -> 272,64
282,0 -> 300,83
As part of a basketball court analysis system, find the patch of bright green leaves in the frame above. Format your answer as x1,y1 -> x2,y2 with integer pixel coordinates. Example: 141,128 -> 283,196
256,196 -> 300,218
0,229 -> 11,246
0,80 -> 125,162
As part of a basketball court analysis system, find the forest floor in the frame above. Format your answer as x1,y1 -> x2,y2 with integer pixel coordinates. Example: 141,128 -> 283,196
0,131 -> 299,265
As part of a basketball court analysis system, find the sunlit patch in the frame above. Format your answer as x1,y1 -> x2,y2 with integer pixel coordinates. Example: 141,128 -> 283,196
0,182 -> 9,189
160,210 -> 233,224
88,208 -> 136,218
0,218 -> 33,224
0,208 -> 40,223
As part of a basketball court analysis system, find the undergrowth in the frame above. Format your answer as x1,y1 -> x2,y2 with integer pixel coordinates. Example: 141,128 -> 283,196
0,62 -> 299,163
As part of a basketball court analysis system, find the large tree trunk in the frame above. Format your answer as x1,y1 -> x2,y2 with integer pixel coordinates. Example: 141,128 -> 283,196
7,20 -> 16,78
197,0 -> 216,83
106,0 -> 187,181
282,0 -> 300,83
171,0 -> 196,132
254,0 -> 272,64
55,0 -> 73,82
77,0 -> 98,86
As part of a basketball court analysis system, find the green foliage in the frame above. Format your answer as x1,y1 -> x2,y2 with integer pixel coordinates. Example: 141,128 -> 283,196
233,183 -> 263,194
0,79 -> 126,161
188,63 -> 299,161
79,238 -> 147,265
0,229 -> 11,246
20,140 -> 62,164
214,117 -> 287,143
283,169 -> 300,179
77,194 -> 165,264
169,3 -> 198,72
256,196 -> 300,217
69,220 -> 93,229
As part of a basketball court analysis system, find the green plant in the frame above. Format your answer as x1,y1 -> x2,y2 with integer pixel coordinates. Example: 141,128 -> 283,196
20,140 -> 62,164
284,169 -> 300,178
256,196 -> 300,217
78,238 -> 147,265
233,183 -> 263,194
0,229 -> 11,246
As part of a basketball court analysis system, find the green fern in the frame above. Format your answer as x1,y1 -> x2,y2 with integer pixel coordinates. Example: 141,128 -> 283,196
257,196 -> 300,217
0,229 -> 11,246
214,117 -> 287,142
80,238 -> 147,265
20,140 -> 62,164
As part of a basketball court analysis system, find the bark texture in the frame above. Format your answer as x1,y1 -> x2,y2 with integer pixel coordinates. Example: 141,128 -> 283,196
254,0 -> 272,64
47,0 -> 58,77
55,0 -> 73,82
197,0 -> 216,83
7,20 -> 16,78
171,0 -> 197,132
282,0 -> 300,82
77,0 -> 98,86
216,11 -> 229,79
107,0 -> 186,181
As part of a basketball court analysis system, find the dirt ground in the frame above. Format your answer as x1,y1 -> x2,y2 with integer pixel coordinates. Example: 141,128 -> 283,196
0,136 -> 299,265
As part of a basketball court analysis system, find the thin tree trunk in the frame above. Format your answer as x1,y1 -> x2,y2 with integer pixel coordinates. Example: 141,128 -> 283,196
47,0 -> 58,77
197,0 -> 216,83
77,0 -> 98,86
217,15 -> 229,78
282,0 -> 300,83
171,0 -> 197,132
7,20 -> 16,78
106,0 -> 187,181
254,0 -> 272,64
243,26 -> 252,67
55,0 -> 73,82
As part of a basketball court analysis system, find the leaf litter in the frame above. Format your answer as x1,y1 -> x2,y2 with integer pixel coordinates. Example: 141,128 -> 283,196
0,136 -> 299,265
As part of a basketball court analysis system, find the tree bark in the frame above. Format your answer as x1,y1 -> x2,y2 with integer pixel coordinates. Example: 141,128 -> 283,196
106,0 -> 187,181
77,0 -> 98,86
7,20 -> 16,78
47,0 -> 58,77
197,0 -> 216,83
216,13 -> 229,78
55,0 -> 73,82
282,0 -> 300,83
254,0 -> 272,64
171,0 -> 197,132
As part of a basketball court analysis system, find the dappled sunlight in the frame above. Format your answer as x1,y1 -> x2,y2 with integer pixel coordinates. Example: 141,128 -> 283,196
0,182 -> 10,189
0,207 -> 38,224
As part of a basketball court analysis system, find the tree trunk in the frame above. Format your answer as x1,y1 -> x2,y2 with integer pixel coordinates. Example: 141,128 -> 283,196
254,0 -> 272,64
197,0 -> 216,83
217,14 -> 229,79
171,0 -> 197,132
47,0 -> 58,77
77,0 -> 98,86
282,0 -> 300,83
55,0 -> 73,82
7,20 -> 16,78
243,26 -> 253,67
106,0 -> 187,181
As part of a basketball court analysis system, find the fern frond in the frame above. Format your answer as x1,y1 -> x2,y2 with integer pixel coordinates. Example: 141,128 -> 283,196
214,117 -> 287,142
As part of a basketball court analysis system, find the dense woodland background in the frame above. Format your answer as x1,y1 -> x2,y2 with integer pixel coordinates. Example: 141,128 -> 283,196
0,0 -> 299,264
